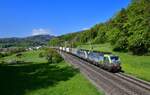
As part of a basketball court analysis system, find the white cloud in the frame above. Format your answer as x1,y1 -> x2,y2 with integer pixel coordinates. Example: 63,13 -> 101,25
81,28 -> 89,31
32,28 -> 49,36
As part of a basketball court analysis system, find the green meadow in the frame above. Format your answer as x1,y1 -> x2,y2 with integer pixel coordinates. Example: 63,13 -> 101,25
78,43 -> 150,82
0,50 -> 102,95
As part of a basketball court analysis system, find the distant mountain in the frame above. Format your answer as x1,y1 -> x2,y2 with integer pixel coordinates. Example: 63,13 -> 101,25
0,35 -> 55,48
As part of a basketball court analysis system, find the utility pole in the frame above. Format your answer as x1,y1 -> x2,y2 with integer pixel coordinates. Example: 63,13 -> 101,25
88,40 -> 92,51
65,41 -> 67,47
90,41 -> 93,51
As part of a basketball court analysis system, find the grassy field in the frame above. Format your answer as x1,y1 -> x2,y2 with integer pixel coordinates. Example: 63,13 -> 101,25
0,50 -> 47,63
0,50 -> 102,95
78,43 -> 150,82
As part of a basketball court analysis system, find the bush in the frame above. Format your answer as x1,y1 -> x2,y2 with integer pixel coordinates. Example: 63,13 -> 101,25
16,53 -> 23,58
0,53 -> 3,58
108,28 -> 121,45
0,52 -> 10,58
0,60 -> 5,64
45,48 -> 63,64
39,52 -> 44,58
113,37 -> 128,52
128,34 -> 149,55
92,30 -> 107,44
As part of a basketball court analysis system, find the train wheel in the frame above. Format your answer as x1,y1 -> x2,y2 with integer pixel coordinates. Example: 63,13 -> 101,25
107,67 -> 112,72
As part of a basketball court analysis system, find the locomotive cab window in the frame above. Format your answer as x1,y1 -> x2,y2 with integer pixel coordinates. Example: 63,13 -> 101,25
104,57 -> 110,64
110,56 -> 119,61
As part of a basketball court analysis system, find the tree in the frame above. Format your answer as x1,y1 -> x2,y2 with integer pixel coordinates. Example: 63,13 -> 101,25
45,48 -> 63,63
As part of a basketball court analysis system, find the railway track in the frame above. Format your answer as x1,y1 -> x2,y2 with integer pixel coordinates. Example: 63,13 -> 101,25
60,51 -> 150,95
115,73 -> 150,91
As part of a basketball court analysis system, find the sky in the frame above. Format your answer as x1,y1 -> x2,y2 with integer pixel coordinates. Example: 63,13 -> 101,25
0,0 -> 130,38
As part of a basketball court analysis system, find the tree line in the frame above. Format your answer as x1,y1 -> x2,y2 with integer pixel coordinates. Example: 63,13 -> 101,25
49,0 -> 150,55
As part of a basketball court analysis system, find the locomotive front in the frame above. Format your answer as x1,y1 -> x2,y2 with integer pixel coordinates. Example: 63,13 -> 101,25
104,55 -> 121,72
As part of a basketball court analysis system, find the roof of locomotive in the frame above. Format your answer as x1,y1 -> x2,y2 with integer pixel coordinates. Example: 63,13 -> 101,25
79,48 -> 112,54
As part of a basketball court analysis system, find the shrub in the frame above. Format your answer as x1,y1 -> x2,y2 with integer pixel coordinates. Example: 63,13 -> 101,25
0,53 -> 3,58
16,53 -> 23,58
39,52 -> 44,58
0,52 -> 10,58
113,37 -> 128,52
128,34 -> 149,55
45,48 -> 63,64
92,30 -> 107,44
108,28 -> 121,45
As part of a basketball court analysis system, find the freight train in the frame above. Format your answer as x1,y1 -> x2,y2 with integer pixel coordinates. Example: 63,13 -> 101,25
58,47 -> 121,72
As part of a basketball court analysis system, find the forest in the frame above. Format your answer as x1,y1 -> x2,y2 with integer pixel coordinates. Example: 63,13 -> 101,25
49,0 -> 150,55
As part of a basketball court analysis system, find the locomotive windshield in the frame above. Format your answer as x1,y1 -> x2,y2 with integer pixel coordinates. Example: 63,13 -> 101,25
110,56 -> 120,64
110,56 -> 119,61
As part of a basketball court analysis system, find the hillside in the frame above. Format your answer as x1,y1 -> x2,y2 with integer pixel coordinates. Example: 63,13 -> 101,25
49,0 -> 150,55
0,35 -> 54,48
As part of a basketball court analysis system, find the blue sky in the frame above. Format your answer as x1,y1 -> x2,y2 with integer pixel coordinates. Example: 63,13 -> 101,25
0,0 -> 130,38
